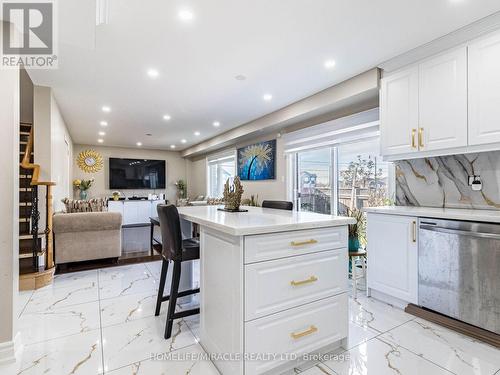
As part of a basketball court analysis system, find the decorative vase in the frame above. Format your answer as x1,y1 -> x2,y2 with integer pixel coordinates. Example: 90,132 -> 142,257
348,236 -> 360,252
79,190 -> 88,200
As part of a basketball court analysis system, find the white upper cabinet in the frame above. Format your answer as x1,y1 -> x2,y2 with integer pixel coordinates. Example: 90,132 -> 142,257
380,46 -> 468,159
419,47 -> 468,151
380,67 -> 419,156
468,31 -> 500,145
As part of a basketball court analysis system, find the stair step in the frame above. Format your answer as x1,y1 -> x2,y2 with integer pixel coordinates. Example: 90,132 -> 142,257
20,175 -> 33,179
19,218 -> 30,223
19,233 -> 44,240
19,248 -> 45,259
20,131 -> 31,136
19,188 -> 33,192
19,202 -> 33,206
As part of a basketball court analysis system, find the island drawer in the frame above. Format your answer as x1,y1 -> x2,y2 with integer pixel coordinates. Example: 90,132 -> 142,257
245,293 -> 348,375
244,226 -> 347,264
245,249 -> 347,321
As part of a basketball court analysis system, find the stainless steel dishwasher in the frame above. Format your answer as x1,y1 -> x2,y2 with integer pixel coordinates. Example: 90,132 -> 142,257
419,218 -> 500,334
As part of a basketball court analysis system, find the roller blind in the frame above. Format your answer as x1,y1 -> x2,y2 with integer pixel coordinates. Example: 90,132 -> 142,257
283,108 -> 379,153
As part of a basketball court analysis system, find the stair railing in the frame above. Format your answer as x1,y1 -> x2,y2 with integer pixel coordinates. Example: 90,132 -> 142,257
20,128 -> 56,271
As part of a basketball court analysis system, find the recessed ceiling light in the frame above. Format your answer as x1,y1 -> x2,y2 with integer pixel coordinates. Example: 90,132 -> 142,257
98,131 -> 106,136
170,144 -> 176,149
97,139 -> 104,143
178,9 -> 194,21
146,133 -> 152,136
324,59 -> 336,69
235,75 -> 246,81
136,142 -> 142,146
102,106 -> 111,112
147,69 -> 159,78
163,114 -> 171,121
181,139 -> 187,144
213,121 -> 220,127
194,131 -> 200,136
263,94 -> 273,101
100,121 -> 108,127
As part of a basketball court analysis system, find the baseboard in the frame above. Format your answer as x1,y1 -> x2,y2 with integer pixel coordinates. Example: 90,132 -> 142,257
405,304 -> 500,348
0,332 -> 21,365
367,289 -> 409,310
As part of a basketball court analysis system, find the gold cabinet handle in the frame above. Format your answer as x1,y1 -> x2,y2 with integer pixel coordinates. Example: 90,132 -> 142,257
290,276 -> 318,287
418,128 -> 424,148
412,221 -> 417,243
291,325 -> 318,340
411,129 -> 417,149
290,239 -> 318,246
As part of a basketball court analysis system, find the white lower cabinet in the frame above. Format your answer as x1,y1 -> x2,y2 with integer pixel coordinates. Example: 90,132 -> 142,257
108,200 -> 163,225
245,249 -> 347,321
366,213 -> 418,304
244,294 -> 348,375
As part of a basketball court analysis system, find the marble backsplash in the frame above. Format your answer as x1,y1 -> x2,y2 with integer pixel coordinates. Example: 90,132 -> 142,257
395,151 -> 500,210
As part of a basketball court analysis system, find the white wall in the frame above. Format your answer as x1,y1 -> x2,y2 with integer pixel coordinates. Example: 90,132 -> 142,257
33,86 -> 74,214
0,62 -> 20,363
50,94 -> 73,212
186,134 -> 287,203
73,144 -> 187,204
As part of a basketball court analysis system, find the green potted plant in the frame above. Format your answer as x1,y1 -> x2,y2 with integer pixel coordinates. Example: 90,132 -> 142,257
73,178 -> 94,200
347,208 -> 366,252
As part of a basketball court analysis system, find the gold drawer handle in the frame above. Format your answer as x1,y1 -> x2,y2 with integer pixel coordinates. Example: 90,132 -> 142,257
291,325 -> 318,340
419,128 -> 424,148
411,129 -> 417,148
290,239 -> 318,246
290,276 -> 318,286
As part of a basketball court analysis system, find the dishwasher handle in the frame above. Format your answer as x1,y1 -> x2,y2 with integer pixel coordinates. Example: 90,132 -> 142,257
420,224 -> 500,240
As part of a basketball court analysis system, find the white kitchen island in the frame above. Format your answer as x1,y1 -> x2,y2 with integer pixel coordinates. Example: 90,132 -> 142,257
177,206 -> 355,375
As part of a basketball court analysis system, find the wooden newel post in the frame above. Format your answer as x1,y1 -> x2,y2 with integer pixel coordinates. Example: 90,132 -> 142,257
45,185 -> 54,269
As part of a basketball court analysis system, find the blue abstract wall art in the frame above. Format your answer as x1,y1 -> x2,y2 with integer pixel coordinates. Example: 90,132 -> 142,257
237,140 -> 276,180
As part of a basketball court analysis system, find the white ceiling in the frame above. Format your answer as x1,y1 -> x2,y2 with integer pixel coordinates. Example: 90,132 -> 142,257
28,0 -> 500,151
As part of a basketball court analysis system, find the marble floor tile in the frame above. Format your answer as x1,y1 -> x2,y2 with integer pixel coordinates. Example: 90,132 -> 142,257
24,282 -> 99,313
98,264 -> 152,283
184,314 -> 200,341
19,300 -> 101,345
100,292 -> 167,328
342,321 -> 380,351
300,363 -> 337,374
106,343 -> 220,374
51,269 -> 98,290
18,290 -> 33,317
349,296 -> 414,333
16,330 -> 103,375
99,271 -> 158,300
102,315 -> 197,372
381,318 -> 500,375
323,337 -> 454,375
143,261 -> 162,280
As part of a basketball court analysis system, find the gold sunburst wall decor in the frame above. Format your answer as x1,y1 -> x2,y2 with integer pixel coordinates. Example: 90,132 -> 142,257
77,149 -> 103,173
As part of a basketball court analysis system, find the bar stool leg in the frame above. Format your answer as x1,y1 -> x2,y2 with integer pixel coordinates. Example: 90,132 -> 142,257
353,256 -> 357,300
165,260 -> 181,339
155,258 -> 169,316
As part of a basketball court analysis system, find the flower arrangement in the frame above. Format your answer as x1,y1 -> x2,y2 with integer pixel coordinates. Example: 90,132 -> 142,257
73,178 -> 94,200
175,179 -> 187,199
346,208 -> 366,251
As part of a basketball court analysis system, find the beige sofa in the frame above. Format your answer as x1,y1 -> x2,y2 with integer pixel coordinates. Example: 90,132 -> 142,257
53,212 -> 122,265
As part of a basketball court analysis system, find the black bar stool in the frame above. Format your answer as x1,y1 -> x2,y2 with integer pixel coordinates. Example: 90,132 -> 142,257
155,204 -> 200,339
262,200 -> 293,210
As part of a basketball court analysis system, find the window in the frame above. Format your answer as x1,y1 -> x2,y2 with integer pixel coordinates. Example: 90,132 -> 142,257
295,148 -> 334,214
207,152 -> 236,198
291,138 -> 393,215
337,137 -> 393,214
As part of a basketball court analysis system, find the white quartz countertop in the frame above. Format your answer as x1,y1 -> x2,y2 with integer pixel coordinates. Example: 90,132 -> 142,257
364,206 -> 500,223
177,206 -> 355,236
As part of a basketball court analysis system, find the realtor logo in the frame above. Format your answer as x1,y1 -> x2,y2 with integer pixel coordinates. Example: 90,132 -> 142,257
1,0 -> 58,68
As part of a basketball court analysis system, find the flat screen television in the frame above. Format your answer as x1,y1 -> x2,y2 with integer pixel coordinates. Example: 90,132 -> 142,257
109,158 -> 165,189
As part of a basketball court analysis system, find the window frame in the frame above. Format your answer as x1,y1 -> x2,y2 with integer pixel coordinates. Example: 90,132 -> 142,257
206,150 -> 237,198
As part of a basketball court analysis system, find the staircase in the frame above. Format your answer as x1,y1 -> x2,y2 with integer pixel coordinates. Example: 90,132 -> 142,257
19,122 -> 57,290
